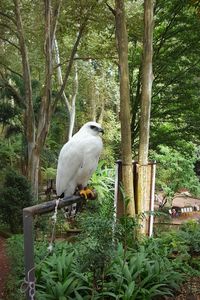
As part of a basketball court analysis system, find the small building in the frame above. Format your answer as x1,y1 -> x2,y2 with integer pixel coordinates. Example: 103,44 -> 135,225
169,193 -> 200,222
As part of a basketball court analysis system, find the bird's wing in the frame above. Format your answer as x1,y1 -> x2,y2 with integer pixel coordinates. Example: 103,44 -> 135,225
56,140 -> 83,196
75,136 -> 103,186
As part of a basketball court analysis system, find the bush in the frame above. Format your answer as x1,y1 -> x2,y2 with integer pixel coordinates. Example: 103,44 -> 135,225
150,145 -> 200,198
36,244 -> 91,300
145,221 -> 200,277
75,196 -> 119,289
5,235 -> 25,300
179,220 -> 200,255
101,244 -> 183,300
35,239 -> 184,300
0,169 -> 33,233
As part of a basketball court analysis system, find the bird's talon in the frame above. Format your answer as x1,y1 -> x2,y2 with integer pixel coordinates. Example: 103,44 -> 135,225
79,189 -> 88,199
79,187 -> 95,199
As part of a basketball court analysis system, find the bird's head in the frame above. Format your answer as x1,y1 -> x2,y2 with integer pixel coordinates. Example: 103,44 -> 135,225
81,121 -> 104,136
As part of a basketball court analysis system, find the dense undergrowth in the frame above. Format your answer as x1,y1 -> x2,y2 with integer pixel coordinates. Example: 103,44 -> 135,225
5,202 -> 200,300
2,163 -> 200,299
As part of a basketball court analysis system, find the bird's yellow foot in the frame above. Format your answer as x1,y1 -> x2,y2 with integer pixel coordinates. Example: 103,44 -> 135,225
79,187 -> 96,200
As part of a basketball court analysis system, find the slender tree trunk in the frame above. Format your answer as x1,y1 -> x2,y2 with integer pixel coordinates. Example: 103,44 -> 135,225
68,59 -> 78,139
97,97 -> 105,125
13,0 -> 85,200
137,0 -> 154,231
32,0 -> 53,199
115,0 -> 135,216
89,83 -> 96,121
14,0 -> 55,200
54,38 -> 71,123
13,0 -> 36,192
54,38 -> 78,140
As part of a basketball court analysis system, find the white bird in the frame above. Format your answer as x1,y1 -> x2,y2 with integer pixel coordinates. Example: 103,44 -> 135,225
56,121 -> 104,201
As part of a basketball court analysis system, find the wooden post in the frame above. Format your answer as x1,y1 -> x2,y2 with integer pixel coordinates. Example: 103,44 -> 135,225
115,160 -> 156,235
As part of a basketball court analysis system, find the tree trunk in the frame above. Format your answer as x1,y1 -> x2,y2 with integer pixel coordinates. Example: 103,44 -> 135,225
13,0 -> 86,200
28,148 -> 40,199
137,0 -> 154,231
54,38 -> 78,140
14,0 -> 54,200
68,59 -> 78,139
13,0 -> 36,194
33,0 -> 53,200
115,0 -> 135,216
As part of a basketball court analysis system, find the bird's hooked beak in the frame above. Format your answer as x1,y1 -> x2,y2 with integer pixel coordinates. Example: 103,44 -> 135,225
98,127 -> 104,134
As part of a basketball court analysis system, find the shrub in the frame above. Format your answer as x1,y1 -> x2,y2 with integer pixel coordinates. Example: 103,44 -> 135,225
36,249 -> 91,300
35,240 -> 184,300
5,235 -> 25,300
0,169 -> 33,233
101,244 -> 183,300
75,197 -> 119,289
150,145 -> 200,198
179,220 -> 200,255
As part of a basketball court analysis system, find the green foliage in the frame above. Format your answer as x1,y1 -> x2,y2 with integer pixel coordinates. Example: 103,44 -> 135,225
6,219 -> 200,300
102,244 -> 183,300
90,161 -> 115,200
129,0 -> 200,151
145,220 -> 200,276
119,215 -> 140,249
151,0 -> 200,148
150,145 -> 200,198
0,169 -> 33,233
75,196 -> 118,286
0,102 -> 19,126
41,167 -> 56,181
35,238 -> 184,300
179,220 -> 200,255
0,135 -> 22,175
36,246 -> 91,300
5,235 -> 25,300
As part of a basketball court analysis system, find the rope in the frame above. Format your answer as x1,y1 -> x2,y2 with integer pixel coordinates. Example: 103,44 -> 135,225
21,199 -> 60,299
48,199 -> 60,253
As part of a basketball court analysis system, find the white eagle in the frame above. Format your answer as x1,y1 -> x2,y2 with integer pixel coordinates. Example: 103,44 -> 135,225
56,121 -> 104,202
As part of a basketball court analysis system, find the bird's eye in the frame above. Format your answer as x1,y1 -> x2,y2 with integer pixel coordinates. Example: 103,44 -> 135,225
90,125 -> 96,130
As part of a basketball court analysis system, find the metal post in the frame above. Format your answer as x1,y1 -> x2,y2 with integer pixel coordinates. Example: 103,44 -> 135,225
23,195 -> 82,300
149,162 -> 156,237
23,209 -> 35,300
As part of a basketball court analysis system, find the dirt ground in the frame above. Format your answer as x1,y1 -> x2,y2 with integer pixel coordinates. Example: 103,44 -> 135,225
0,237 -> 10,300
172,277 -> 200,300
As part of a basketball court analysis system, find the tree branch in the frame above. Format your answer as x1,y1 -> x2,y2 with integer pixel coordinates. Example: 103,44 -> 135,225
154,2 -> 184,58
68,57 -> 78,139
0,62 -> 22,78
0,11 -> 16,25
54,55 -> 117,69
0,73 -> 24,107
106,2 -> 116,15
0,23 -> 19,36
0,37 -> 20,50
50,0 -> 62,48
53,37 -> 71,113
52,22 -> 86,112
